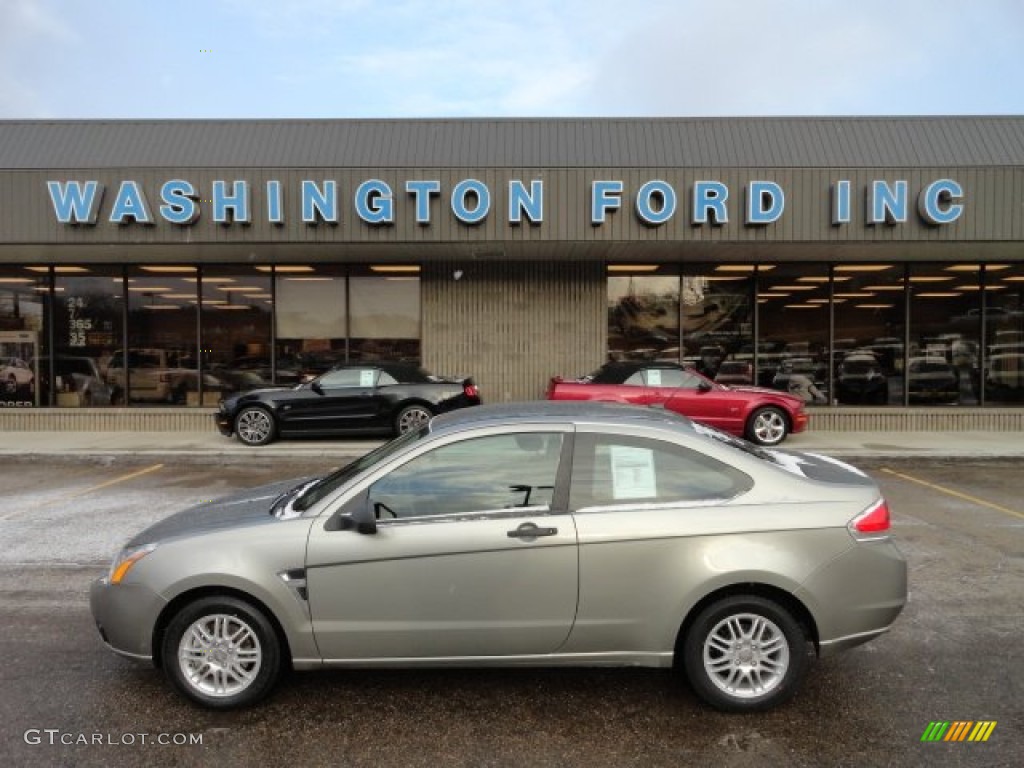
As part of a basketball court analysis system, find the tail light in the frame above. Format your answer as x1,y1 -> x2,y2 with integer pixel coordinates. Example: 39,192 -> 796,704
463,381 -> 479,399
849,498 -> 891,539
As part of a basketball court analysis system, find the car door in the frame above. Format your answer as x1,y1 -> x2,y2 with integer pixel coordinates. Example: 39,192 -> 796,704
305,428 -> 579,660
278,367 -> 381,434
561,429 -> 757,653
647,368 -> 745,433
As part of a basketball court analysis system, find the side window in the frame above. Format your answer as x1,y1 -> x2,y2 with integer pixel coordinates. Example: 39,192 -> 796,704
570,433 -> 752,510
378,370 -> 399,386
368,432 -> 564,519
679,370 -> 706,390
644,368 -> 685,387
623,371 -> 645,386
319,368 -> 377,388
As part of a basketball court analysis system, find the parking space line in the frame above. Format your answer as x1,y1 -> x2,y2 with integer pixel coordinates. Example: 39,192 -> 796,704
0,463 -> 166,520
881,467 -> 1024,520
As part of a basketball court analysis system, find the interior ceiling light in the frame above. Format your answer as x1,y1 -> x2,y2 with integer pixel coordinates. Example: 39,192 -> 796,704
163,293 -> 198,300
183,277 -> 236,283
834,292 -> 876,299
607,265 -> 660,272
834,265 -> 894,272
770,285 -> 818,291
285,277 -> 334,282
257,265 -> 314,273
864,285 -> 905,291
139,266 -> 197,273
944,264 -> 1008,272
370,265 -> 421,273
757,292 -> 789,298
1001,276 -> 1024,282
0,278 -> 34,284
915,292 -> 961,298
784,304 -> 821,309
714,264 -> 763,272
854,303 -> 894,309
26,266 -> 90,273
127,286 -> 172,292
216,285 -> 262,291
796,276 -> 830,283
909,276 -> 954,283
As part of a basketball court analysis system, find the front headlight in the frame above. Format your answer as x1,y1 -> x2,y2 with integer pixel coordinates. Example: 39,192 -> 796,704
108,543 -> 158,585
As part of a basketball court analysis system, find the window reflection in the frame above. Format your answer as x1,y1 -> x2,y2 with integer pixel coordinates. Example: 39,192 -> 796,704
757,264 -> 829,403
275,265 -> 347,381
607,268 -> 679,362
910,264 -> 978,405
123,266 -> 198,405
51,266 -> 123,407
0,267 -> 48,407
834,264 -> 905,406
683,265 -> 753,382
201,266 -> 273,400
984,263 -> 1024,404
350,269 -> 421,363
369,433 -> 564,518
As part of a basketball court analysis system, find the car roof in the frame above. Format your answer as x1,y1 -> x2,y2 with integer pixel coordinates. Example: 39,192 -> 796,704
430,401 -> 697,434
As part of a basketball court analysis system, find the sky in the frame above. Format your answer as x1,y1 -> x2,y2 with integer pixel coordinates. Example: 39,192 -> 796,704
2,0 -> 1023,119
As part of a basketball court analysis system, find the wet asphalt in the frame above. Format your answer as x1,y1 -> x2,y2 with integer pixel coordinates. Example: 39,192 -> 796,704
0,456 -> 1020,768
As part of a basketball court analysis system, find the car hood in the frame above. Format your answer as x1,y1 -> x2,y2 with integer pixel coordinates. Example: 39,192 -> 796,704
765,449 -> 877,486
125,476 -> 316,546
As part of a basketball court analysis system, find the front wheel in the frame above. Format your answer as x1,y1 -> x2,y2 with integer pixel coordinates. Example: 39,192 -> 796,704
235,406 -> 276,446
745,406 -> 788,446
162,596 -> 281,709
682,595 -> 807,712
394,404 -> 432,435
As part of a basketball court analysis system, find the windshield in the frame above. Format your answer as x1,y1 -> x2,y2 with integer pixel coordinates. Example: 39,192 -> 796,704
291,427 -> 428,512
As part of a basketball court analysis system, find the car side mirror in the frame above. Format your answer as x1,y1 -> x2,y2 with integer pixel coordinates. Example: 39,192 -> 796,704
311,381 -> 324,395
326,491 -> 377,534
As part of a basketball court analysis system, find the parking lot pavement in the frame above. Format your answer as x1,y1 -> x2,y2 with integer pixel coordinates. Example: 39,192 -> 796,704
0,457 -> 1021,768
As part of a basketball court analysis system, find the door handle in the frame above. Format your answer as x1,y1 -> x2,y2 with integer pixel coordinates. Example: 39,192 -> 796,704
507,522 -> 557,540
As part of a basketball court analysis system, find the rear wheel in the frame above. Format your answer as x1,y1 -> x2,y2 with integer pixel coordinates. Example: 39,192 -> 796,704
162,596 -> 281,709
745,406 -> 788,446
682,595 -> 807,712
394,404 -> 432,435
235,406 -> 276,446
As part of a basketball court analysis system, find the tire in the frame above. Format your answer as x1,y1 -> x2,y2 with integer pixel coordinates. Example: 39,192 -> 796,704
394,403 -> 432,435
682,595 -> 807,713
235,406 -> 277,446
162,595 -> 281,710
745,406 -> 788,446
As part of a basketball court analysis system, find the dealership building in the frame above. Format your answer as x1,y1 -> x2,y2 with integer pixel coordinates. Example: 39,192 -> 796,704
1,117 -> 1022,430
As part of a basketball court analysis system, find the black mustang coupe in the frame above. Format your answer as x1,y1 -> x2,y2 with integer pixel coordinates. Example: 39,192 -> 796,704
216,362 -> 481,446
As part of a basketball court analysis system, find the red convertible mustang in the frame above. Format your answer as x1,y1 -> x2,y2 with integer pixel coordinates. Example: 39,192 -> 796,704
547,361 -> 808,446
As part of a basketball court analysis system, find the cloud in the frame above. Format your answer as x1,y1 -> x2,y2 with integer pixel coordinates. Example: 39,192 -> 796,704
0,0 -> 79,117
581,0 -> 1024,116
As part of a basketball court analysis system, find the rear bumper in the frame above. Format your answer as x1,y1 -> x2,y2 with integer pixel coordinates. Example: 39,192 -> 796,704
795,538 -> 907,657
214,411 -> 233,436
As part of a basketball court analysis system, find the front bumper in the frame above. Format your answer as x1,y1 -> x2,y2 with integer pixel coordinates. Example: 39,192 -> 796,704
89,577 -> 168,662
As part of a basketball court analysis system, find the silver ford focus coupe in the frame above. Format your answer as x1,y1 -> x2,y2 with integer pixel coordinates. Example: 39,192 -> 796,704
91,402 -> 906,712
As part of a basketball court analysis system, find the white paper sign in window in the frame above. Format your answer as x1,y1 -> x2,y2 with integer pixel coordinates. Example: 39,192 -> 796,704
359,369 -> 376,387
610,445 -> 657,499
647,369 -> 662,386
